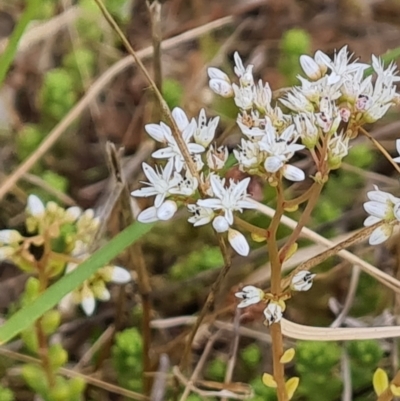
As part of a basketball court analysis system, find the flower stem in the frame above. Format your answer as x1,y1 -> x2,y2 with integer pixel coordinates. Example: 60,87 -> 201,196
270,323 -> 287,401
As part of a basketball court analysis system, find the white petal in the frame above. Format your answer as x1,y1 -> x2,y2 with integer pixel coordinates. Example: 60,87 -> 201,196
156,200 -> 178,221
151,148 -> 175,159
58,293 -> 74,313
369,225 -> 392,245
300,55 -> 321,80
209,79 -> 233,97
111,266 -> 132,283
264,156 -> 283,173
363,215 -> 381,227
208,67 -> 230,82
363,201 -> 387,219
27,195 -> 45,217
137,207 -> 159,223
172,107 -> 189,131
212,216 -> 229,233
145,124 -> 166,142
396,139 -> 400,156
65,207 -> 82,222
228,228 -> 249,256
0,229 -> 22,245
97,288 -> 111,301
282,164 -> 305,181
81,294 -> 96,316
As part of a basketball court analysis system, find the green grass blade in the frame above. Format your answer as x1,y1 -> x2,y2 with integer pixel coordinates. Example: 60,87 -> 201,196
0,221 -> 154,344
0,0 -> 39,86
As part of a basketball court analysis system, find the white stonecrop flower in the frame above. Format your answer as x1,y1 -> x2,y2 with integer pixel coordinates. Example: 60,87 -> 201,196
60,264 -> 131,316
151,119 -> 205,172
233,52 -> 254,87
26,194 -> 45,218
212,215 -> 230,233
208,67 -> 233,97
131,159 -> 180,208
327,132 -> 350,169
290,271 -> 316,291
253,80 -> 273,114
293,113 -> 319,149
194,109 -> 219,147
187,204 -> 214,227
0,230 -> 23,245
263,302 -> 283,325
363,185 -> 400,245
235,285 -> 265,308
232,84 -> 254,110
299,50 -> 330,80
197,175 -> 255,225
393,139 -> 400,163
259,123 -> 305,181
234,139 -> 263,172
228,228 -> 250,256
206,145 -> 229,170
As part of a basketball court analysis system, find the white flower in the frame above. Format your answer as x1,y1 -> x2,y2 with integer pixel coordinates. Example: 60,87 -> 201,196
151,119 -> 205,172
290,271 -> 316,291
299,51 -> 330,80
363,185 -> 400,245
206,145 -> 228,170
253,80 -> 272,113
65,207 -> 82,222
235,285 -> 264,308
208,67 -> 234,97
316,96 -> 341,134
228,228 -> 250,256
169,172 -> 198,197
233,139 -> 263,172
327,132 -> 350,169
194,109 -> 219,147
156,200 -> 178,221
232,84 -> 254,110
233,52 -> 254,87
280,89 -> 314,113
393,139 -> 400,163
237,119 -> 266,139
197,175 -> 255,225
187,204 -> 214,226
110,266 -> 132,283
212,215 -> 230,233
81,285 -> 96,316
131,159 -> 180,208
0,229 -> 23,245
293,113 -> 319,149
263,302 -> 283,325
26,194 -> 45,217
259,124 -> 305,180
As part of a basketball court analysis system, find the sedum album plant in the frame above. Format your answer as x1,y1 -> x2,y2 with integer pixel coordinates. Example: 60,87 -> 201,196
131,47 -> 400,400
0,195 -> 132,400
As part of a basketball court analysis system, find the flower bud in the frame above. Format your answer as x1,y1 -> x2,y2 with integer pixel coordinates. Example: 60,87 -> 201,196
48,343 -> 68,369
206,145 -> 228,170
156,200 -> 178,221
212,216 -> 229,233
41,310 -> 61,335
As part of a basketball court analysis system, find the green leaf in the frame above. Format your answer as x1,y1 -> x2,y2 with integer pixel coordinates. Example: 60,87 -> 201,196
0,222 -> 153,344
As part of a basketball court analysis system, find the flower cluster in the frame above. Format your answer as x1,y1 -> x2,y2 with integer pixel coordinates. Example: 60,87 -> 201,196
132,47 -> 400,254
234,271 -> 316,325
0,195 -> 131,315
131,107 -> 256,256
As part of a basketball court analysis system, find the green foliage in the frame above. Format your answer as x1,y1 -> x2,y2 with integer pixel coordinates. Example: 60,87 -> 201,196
250,376 -> 277,401
206,358 -> 226,382
42,171 -> 69,194
62,47 -> 96,92
0,385 -> 14,401
112,328 -> 143,392
163,78 -> 184,110
16,124 -> 45,161
40,69 -> 77,121
348,340 -> 384,391
169,246 -> 223,280
241,344 -> 262,368
296,341 -> 342,401
279,29 -> 311,85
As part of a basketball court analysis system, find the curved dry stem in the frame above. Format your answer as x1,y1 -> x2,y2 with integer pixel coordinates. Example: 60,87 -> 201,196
281,318 -> 400,341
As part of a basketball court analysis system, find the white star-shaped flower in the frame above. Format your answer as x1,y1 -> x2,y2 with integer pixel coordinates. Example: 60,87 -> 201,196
197,175 -> 255,225
151,119 -> 205,172
235,285 -> 264,308
131,159 -> 180,208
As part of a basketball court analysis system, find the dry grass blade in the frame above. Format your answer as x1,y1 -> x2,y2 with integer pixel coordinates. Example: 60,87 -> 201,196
281,319 -> 400,341
252,200 -> 400,293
